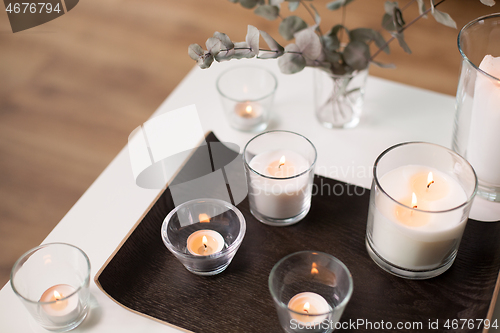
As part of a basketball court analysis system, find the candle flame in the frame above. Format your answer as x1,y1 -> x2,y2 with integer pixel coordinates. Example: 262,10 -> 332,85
411,192 -> 418,209
427,172 -> 434,188
53,290 -> 62,301
198,213 -> 210,223
278,156 -> 285,169
311,262 -> 319,275
303,302 -> 310,313
245,105 -> 252,114
202,235 -> 208,247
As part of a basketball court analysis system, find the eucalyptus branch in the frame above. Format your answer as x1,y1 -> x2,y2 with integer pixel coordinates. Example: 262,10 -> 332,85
370,0 -> 445,61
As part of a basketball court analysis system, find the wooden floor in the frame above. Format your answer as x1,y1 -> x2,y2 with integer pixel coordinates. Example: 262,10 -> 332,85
0,0 -> 495,285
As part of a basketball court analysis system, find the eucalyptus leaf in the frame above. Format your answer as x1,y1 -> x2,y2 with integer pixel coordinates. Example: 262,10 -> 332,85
246,25 -> 260,56
343,41 -> 370,70
270,0 -> 284,5
371,60 -> 396,69
215,49 -> 236,62
372,30 -> 389,54
278,44 -> 306,74
259,30 -> 284,58
198,52 -> 214,69
228,0 -> 238,3
205,37 -> 222,56
288,1 -> 299,11
382,13 -> 396,31
213,32 -> 234,50
349,28 -> 374,43
232,42 -> 256,59
480,0 -> 496,6
279,16 -> 307,40
394,32 -> 411,54
188,44 -> 204,61
416,0 -> 427,17
328,24 -> 349,37
310,3 -> 321,25
255,5 -> 280,20
326,0 -> 354,11
431,9 -> 457,28
295,27 -> 322,60
321,35 -> 340,52
384,1 -> 398,14
240,0 -> 259,9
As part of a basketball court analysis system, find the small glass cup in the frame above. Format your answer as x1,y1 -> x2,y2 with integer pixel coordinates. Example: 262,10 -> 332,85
269,251 -> 353,333
161,198 -> 246,276
452,14 -> 500,202
243,130 -> 317,226
10,243 -> 91,332
216,66 -> 277,132
366,142 -> 477,279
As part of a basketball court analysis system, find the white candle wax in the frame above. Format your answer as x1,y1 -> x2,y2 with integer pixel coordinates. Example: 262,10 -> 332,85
231,102 -> 265,130
288,292 -> 330,325
371,165 -> 467,269
40,284 -> 80,325
467,55 -> 500,186
187,230 -> 224,256
248,150 -> 310,219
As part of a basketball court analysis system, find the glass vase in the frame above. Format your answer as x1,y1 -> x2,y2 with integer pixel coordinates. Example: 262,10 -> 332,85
451,13 -> 500,202
313,68 -> 368,129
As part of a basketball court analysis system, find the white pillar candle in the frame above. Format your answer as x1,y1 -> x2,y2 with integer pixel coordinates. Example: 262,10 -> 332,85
288,292 -> 330,325
248,150 -> 310,219
466,55 -> 500,186
187,230 -> 224,256
371,165 -> 467,269
40,284 -> 80,325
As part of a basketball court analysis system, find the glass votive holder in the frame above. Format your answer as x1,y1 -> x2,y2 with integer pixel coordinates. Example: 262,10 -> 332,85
366,142 -> 478,279
452,13 -> 500,202
161,198 -> 246,276
216,66 -> 277,132
10,243 -> 91,332
268,251 -> 353,333
243,130 -> 317,226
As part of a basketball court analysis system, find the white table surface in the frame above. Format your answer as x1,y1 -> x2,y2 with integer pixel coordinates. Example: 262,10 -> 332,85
2,58 -> 500,332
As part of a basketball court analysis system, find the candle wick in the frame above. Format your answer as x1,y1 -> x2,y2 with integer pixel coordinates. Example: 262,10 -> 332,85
203,244 -> 207,249
304,309 -> 309,314
412,205 -> 417,209
278,163 -> 284,169
427,181 -> 434,189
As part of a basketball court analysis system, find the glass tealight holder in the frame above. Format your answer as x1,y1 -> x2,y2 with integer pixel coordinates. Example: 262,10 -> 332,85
366,142 -> 477,279
452,13 -> 500,202
216,66 -> 277,132
269,251 -> 353,333
161,198 -> 246,276
243,130 -> 317,226
10,243 -> 91,332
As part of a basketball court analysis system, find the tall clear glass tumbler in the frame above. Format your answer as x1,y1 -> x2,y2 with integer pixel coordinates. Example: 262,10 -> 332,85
366,142 -> 477,279
452,13 -> 500,202
10,243 -> 91,332
268,251 -> 353,333
243,131 -> 317,226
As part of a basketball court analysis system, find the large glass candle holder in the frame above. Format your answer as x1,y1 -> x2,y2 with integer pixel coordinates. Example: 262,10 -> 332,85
217,66 -> 277,132
366,142 -> 477,279
243,130 -> 317,226
10,243 -> 91,332
269,251 -> 353,333
452,14 -> 500,202
161,198 -> 246,276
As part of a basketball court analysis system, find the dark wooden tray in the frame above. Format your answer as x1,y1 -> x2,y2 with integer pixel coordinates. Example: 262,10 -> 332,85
95,132 -> 500,333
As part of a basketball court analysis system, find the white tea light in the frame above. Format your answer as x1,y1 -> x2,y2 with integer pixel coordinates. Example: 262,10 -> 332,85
40,284 -> 80,325
288,292 -> 330,325
187,230 -> 224,256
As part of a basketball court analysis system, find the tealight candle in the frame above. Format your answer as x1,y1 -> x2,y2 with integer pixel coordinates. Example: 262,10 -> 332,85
288,292 -> 330,325
40,284 -> 80,324
230,102 -> 266,131
187,230 -> 224,256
